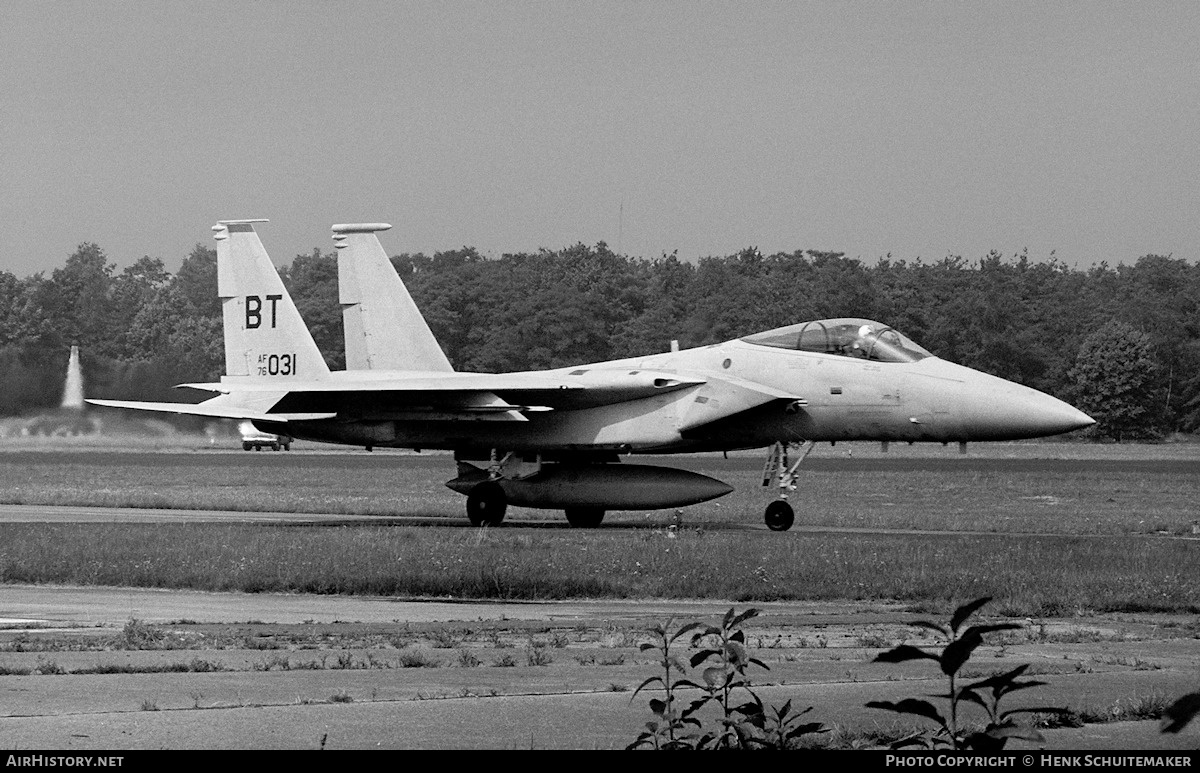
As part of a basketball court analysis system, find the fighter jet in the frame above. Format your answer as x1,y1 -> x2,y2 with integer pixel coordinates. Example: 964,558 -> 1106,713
90,220 -> 1095,531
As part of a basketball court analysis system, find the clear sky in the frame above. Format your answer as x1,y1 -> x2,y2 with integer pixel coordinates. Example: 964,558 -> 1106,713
2,0 -> 1197,276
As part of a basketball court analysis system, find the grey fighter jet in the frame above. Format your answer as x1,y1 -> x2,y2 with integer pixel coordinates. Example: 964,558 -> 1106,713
91,221 -> 1095,530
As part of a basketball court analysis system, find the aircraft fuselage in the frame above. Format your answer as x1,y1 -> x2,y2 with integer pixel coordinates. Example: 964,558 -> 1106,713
273,338 -> 1089,455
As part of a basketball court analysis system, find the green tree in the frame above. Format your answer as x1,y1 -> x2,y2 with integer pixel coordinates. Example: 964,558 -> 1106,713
279,249 -> 343,369
1069,319 -> 1161,440
107,256 -> 171,359
43,243 -> 115,350
174,245 -> 219,317
401,247 -> 486,369
610,252 -> 695,356
122,283 -> 223,384
0,271 -> 32,347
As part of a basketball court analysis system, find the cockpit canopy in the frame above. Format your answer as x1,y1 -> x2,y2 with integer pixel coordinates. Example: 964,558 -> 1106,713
741,318 -> 932,363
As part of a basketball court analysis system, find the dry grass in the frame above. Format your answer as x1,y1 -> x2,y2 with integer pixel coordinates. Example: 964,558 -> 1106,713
0,440 -> 1195,616
0,522 -> 1192,616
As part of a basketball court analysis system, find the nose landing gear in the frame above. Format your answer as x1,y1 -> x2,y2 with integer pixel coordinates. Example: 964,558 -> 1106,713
761,440 -> 814,531
764,500 -> 794,532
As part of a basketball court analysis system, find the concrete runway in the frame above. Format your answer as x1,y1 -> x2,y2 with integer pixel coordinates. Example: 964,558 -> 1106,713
0,474 -> 1196,751
0,502 -> 387,524
1,583 -> 1197,750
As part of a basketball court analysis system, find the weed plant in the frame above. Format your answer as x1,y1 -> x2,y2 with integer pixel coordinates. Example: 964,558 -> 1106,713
627,598 -> 1192,751
866,597 -> 1068,750
629,608 -> 826,750
628,617 -> 704,749
1162,693 -> 1200,733
525,646 -> 553,667
397,650 -> 440,668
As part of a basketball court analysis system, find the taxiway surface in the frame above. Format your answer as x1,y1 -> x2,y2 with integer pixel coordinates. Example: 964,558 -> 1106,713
0,584 -> 1196,750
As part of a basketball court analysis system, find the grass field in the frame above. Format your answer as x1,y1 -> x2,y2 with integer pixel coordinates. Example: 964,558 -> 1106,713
0,437 -> 1196,616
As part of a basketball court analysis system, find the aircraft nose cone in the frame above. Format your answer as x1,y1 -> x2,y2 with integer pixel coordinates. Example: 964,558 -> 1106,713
961,377 -> 1096,440
1018,393 -> 1096,436
921,360 -> 1096,440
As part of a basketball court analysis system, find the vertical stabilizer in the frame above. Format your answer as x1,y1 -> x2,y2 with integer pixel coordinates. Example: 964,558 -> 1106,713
215,220 -> 330,381
333,223 -> 454,372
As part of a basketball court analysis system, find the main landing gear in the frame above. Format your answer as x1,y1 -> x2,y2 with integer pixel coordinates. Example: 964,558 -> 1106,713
464,480 -> 607,528
761,440 -> 814,531
564,507 -> 605,528
466,480 -> 507,527
461,451 -> 611,528
466,450 -> 513,526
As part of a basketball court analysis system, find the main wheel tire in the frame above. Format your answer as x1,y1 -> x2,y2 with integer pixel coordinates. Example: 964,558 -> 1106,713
242,442 -> 252,451
466,481 -> 507,527
564,507 -> 605,528
764,500 -> 795,532
271,442 -> 280,451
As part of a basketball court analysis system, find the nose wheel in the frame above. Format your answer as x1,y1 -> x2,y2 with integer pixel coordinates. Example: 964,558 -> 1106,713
761,440 -> 813,532
764,500 -> 795,531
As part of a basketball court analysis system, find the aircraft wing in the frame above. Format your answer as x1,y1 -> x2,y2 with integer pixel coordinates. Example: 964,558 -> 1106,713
93,367 -> 797,428
177,368 -> 707,413
675,373 -> 805,433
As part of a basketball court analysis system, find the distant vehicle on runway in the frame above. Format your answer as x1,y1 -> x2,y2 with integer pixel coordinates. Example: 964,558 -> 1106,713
91,220 -> 1094,531
238,421 -> 291,452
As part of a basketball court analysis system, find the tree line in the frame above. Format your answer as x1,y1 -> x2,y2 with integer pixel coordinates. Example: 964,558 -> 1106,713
1,240 -> 1193,441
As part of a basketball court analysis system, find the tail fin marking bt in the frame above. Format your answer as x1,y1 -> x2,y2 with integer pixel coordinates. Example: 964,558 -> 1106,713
215,220 -> 330,382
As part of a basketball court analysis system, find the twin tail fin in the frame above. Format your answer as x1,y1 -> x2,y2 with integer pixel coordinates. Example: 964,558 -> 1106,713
334,223 -> 454,373
215,220 -> 331,382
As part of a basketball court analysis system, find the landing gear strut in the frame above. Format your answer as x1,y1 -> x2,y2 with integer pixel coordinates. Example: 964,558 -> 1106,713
761,440 -> 814,531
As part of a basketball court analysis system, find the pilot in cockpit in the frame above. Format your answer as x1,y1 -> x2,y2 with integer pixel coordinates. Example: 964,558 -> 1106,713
851,324 -> 876,358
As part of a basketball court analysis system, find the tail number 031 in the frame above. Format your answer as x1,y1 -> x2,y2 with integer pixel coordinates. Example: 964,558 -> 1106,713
257,353 -> 296,376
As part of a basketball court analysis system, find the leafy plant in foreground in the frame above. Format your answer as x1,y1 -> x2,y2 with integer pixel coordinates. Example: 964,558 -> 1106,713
1161,692 -> 1200,734
629,608 -> 826,749
628,618 -> 705,749
759,699 -> 827,750
866,597 -> 1065,750
687,607 -> 775,748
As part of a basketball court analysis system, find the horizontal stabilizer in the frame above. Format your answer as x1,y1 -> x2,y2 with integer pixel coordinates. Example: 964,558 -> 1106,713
86,399 -> 335,423
178,372 -> 587,394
